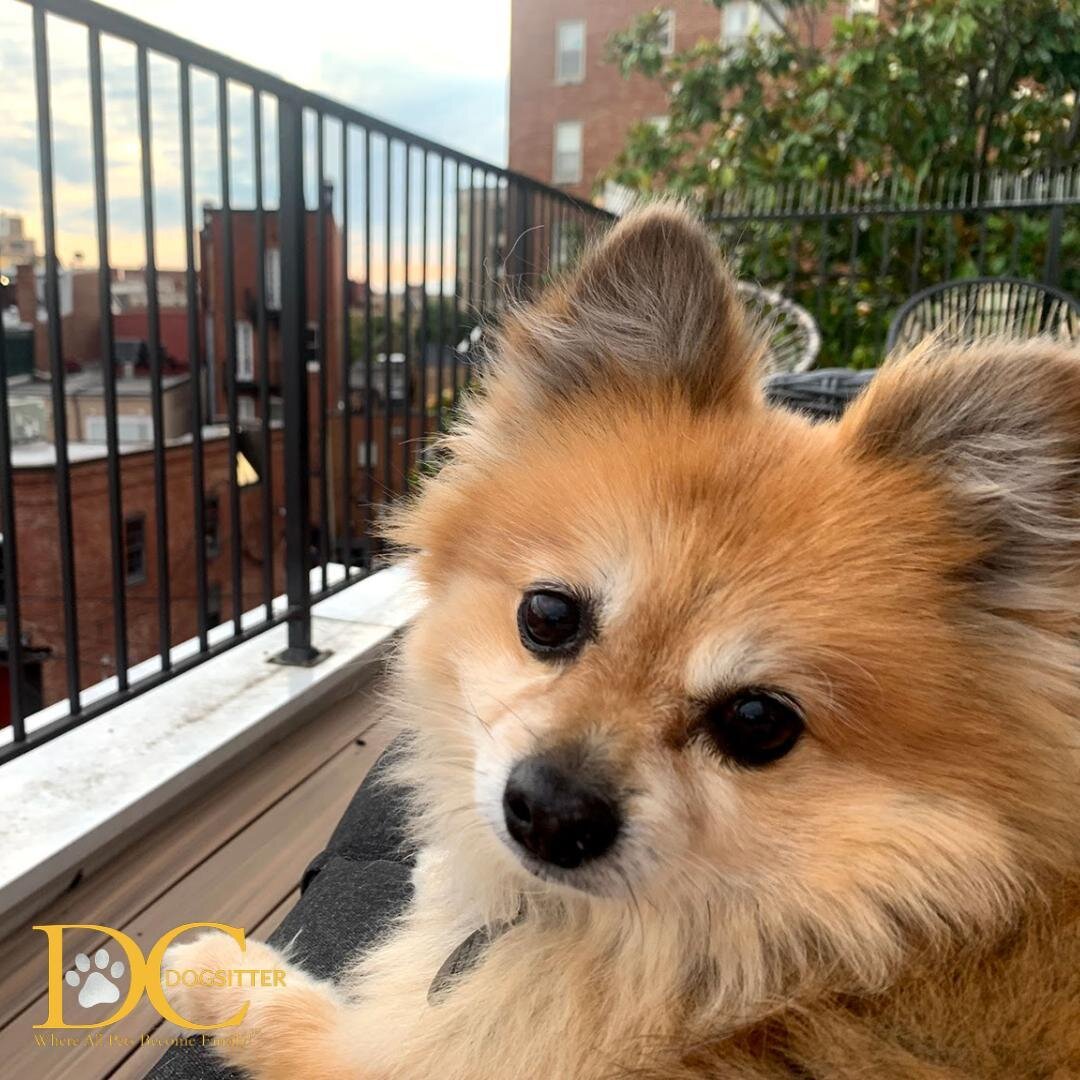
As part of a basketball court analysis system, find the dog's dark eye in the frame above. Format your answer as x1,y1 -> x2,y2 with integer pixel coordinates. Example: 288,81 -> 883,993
701,691 -> 804,767
518,590 -> 585,657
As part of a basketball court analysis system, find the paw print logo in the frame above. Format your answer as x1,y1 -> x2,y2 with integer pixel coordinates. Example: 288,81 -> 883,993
65,948 -> 126,1009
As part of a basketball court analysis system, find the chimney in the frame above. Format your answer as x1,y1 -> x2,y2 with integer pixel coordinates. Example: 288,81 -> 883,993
15,264 -> 35,325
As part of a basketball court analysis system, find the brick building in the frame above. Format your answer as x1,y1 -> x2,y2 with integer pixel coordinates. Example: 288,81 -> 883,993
508,0 -> 874,203
14,263 -> 190,374
198,191 -> 344,424
1,429 -> 287,712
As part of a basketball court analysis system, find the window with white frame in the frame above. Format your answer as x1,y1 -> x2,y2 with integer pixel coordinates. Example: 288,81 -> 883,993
235,320 -> 255,381
847,0 -> 878,14
555,20 -> 586,84
657,9 -> 676,54
124,515 -> 146,584
264,247 -> 282,310
553,121 -> 584,186
722,1 -> 782,46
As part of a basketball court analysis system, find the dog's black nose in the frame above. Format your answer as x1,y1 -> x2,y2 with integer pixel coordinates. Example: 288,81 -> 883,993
502,755 -> 620,869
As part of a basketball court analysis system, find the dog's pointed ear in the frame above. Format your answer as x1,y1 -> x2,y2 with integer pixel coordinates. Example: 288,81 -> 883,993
492,202 -> 762,410
840,342 -> 1080,608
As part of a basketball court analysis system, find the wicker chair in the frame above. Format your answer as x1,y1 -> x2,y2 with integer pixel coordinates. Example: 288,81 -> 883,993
736,281 -> 821,374
886,277 -> 1080,354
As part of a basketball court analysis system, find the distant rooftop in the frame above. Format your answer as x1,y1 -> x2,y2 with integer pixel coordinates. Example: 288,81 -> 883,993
7,370 -> 190,398
10,422 -> 233,470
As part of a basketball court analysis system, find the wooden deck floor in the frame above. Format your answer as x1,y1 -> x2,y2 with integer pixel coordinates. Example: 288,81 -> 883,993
0,671 -> 393,1080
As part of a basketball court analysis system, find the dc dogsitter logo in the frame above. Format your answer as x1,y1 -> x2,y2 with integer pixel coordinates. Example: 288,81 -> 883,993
34,922 -> 286,1031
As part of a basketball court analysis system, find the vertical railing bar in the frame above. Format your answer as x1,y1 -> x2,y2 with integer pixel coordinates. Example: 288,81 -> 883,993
179,61 -> 209,650
277,95 -> 316,663
218,75 -> 242,636
494,177 -> 505,307
34,7 -> 81,711
340,120 -> 352,580
436,155 -> 446,432
419,149 -> 429,458
89,27 -> 128,690
467,167 -> 477,383
480,170 -> 490,317
843,215 -> 858,358
363,127 -> 374,561
545,193 -> 553,276
254,90 -> 273,618
450,163 -> 461,407
314,113 -> 329,591
383,137 -> 393,500
557,199 -> 566,272
402,145 -> 412,488
137,44 -> 172,670
0,322 -> 26,739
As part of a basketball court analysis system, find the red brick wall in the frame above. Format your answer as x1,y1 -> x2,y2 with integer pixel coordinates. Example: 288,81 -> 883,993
199,206 -> 343,421
509,0 -> 725,200
6,432 -> 287,707
508,0 -> 848,201
114,309 -> 191,366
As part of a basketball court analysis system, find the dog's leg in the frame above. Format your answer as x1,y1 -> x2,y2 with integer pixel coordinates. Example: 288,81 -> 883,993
162,931 -> 367,1080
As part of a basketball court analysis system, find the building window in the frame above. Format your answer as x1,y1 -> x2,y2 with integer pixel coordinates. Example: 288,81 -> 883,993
264,247 -> 282,310
304,322 -> 321,372
848,0 -> 878,13
124,515 -> 146,585
205,494 -> 220,559
235,320 -> 255,381
207,583 -> 223,628
658,9 -> 676,54
238,395 -> 256,422
553,121 -> 584,186
357,441 -> 379,468
722,2 -> 782,46
555,19 -> 586,85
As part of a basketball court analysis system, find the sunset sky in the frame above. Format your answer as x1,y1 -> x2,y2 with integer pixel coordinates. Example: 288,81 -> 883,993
0,0 -> 511,278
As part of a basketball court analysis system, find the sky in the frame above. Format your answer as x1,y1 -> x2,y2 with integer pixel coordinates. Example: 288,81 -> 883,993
0,0 -> 511,276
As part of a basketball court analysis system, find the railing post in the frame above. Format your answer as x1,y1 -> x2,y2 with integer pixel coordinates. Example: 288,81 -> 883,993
1043,204 -> 1064,287
505,180 -> 532,300
274,97 -> 323,666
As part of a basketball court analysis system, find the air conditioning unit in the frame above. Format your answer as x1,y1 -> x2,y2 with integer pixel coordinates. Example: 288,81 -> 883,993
8,399 -> 47,443
84,413 -> 155,444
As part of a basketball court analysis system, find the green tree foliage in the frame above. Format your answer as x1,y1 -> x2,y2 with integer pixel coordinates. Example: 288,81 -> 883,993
605,1 -> 1079,368
607,0 -> 1080,197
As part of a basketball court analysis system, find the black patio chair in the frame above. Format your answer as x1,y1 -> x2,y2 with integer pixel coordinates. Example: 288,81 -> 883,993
885,277 -> 1080,354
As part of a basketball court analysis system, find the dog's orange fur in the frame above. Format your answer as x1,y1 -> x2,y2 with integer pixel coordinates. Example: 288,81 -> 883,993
166,205 -> 1080,1078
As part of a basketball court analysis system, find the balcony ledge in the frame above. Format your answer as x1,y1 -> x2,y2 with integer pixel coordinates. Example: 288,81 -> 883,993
0,564 -> 422,925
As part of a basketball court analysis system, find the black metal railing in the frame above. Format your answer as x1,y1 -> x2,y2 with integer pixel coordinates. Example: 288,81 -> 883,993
0,0 -> 610,762
707,169 -> 1080,367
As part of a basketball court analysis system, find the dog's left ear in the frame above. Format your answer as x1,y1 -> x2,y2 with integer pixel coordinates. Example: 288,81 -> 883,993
841,342 -> 1080,607
492,202 -> 762,411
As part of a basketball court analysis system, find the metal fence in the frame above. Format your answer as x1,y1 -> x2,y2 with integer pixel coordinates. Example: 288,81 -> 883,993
0,0 -> 610,762
708,169 -> 1080,367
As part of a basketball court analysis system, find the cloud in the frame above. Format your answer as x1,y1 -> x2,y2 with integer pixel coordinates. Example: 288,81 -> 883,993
0,0 -> 510,269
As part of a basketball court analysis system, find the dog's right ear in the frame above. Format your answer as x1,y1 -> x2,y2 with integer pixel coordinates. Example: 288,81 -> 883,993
490,202 -> 762,412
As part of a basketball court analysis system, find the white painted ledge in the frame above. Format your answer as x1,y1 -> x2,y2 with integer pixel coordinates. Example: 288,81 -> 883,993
0,564 -> 423,923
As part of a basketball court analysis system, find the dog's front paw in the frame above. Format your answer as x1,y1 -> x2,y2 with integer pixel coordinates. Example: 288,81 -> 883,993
162,931 -> 287,1031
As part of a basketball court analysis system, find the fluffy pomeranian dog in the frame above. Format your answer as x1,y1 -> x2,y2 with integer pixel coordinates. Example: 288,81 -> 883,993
168,204 -> 1080,1078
